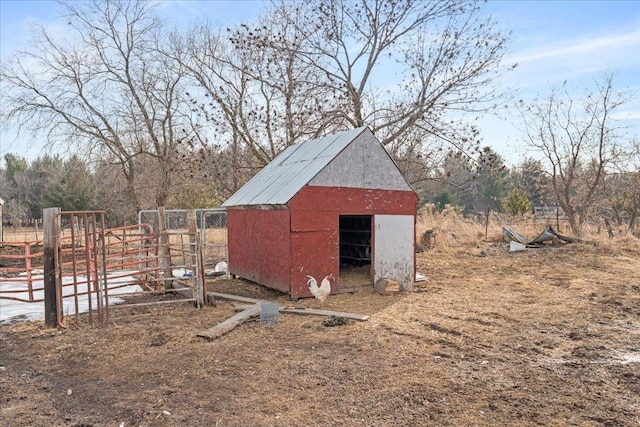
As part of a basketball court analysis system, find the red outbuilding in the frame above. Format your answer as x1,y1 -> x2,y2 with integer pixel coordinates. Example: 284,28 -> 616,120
222,127 -> 419,299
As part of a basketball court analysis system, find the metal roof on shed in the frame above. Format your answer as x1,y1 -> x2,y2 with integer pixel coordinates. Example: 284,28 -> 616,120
223,127 -> 368,207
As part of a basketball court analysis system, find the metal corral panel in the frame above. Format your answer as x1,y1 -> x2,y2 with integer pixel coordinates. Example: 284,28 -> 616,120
223,128 -> 368,207
309,130 -> 413,192
374,215 -> 415,291
227,208 -> 291,292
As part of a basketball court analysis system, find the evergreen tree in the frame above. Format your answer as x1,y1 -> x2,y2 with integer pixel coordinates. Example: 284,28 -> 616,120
502,188 -> 533,216
43,156 -> 97,211
510,158 -> 551,207
472,147 -> 509,214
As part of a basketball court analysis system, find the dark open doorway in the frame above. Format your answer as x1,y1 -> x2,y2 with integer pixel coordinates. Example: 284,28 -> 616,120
339,215 -> 372,289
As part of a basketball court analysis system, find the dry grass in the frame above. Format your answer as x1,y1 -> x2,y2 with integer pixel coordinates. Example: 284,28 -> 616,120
1,227 -> 43,243
416,204 -> 640,255
1,209 -> 640,427
1,240 -> 639,426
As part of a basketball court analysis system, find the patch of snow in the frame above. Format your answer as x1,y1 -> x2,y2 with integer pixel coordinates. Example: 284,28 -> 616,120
172,268 -> 193,278
0,272 -> 142,323
18,269 -> 44,277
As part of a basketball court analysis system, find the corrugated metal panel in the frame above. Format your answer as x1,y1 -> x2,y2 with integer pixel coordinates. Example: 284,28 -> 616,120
223,128 -> 367,207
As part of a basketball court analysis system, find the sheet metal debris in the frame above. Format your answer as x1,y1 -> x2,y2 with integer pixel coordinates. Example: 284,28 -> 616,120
509,241 -> 527,252
503,227 -> 528,245
503,225 -> 577,251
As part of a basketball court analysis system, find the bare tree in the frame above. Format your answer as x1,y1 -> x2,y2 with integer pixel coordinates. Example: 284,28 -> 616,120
170,6 -> 344,197
623,170 -> 640,233
609,138 -> 640,233
0,0 -> 191,211
173,0 -> 511,194
168,26 -> 260,197
4,199 -> 29,230
518,74 -> 633,235
274,0 -> 512,149
609,171 -> 640,233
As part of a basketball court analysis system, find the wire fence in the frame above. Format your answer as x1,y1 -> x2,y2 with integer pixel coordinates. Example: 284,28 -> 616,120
138,208 -> 228,271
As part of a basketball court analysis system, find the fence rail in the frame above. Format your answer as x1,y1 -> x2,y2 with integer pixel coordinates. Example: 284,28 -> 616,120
1,207 -> 227,326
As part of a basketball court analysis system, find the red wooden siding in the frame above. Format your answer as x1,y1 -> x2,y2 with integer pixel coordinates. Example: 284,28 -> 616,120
288,186 -> 417,298
290,229 -> 339,298
289,186 -> 418,222
227,186 -> 417,298
226,208 -> 291,292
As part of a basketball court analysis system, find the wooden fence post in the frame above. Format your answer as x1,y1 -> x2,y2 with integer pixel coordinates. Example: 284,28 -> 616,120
157,207 -> 173,290
187,210 -> 205,308
43,207 -> 61,327
484,208 -> 490,241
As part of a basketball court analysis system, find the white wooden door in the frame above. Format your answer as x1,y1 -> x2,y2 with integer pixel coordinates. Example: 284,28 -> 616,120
373,215 -> 414,291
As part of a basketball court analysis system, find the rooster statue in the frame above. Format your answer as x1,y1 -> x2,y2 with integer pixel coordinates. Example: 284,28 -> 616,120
307,273 -> 334,308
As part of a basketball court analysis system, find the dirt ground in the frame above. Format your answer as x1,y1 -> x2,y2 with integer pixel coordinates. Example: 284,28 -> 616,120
1,241 -> 639,427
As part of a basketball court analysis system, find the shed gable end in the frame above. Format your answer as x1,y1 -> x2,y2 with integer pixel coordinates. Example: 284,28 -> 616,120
309,131 -> 412,192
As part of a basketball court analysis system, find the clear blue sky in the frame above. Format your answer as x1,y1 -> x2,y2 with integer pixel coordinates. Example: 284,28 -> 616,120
1,0 -> 639,165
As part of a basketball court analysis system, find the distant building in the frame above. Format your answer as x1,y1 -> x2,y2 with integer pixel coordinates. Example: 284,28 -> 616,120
534,205 -> 566,219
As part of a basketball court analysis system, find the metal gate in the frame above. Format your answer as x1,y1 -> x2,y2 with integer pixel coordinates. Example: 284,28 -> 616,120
1,208 -> 221,327
51,210 -> 164,326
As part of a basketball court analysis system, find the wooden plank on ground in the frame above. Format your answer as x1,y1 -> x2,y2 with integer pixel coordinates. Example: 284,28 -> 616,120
207,291 -> 262,304
197,303 -> 260,340
233,303 -> 369,321
114,298 -> 196,309
279,307 -> 369,321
